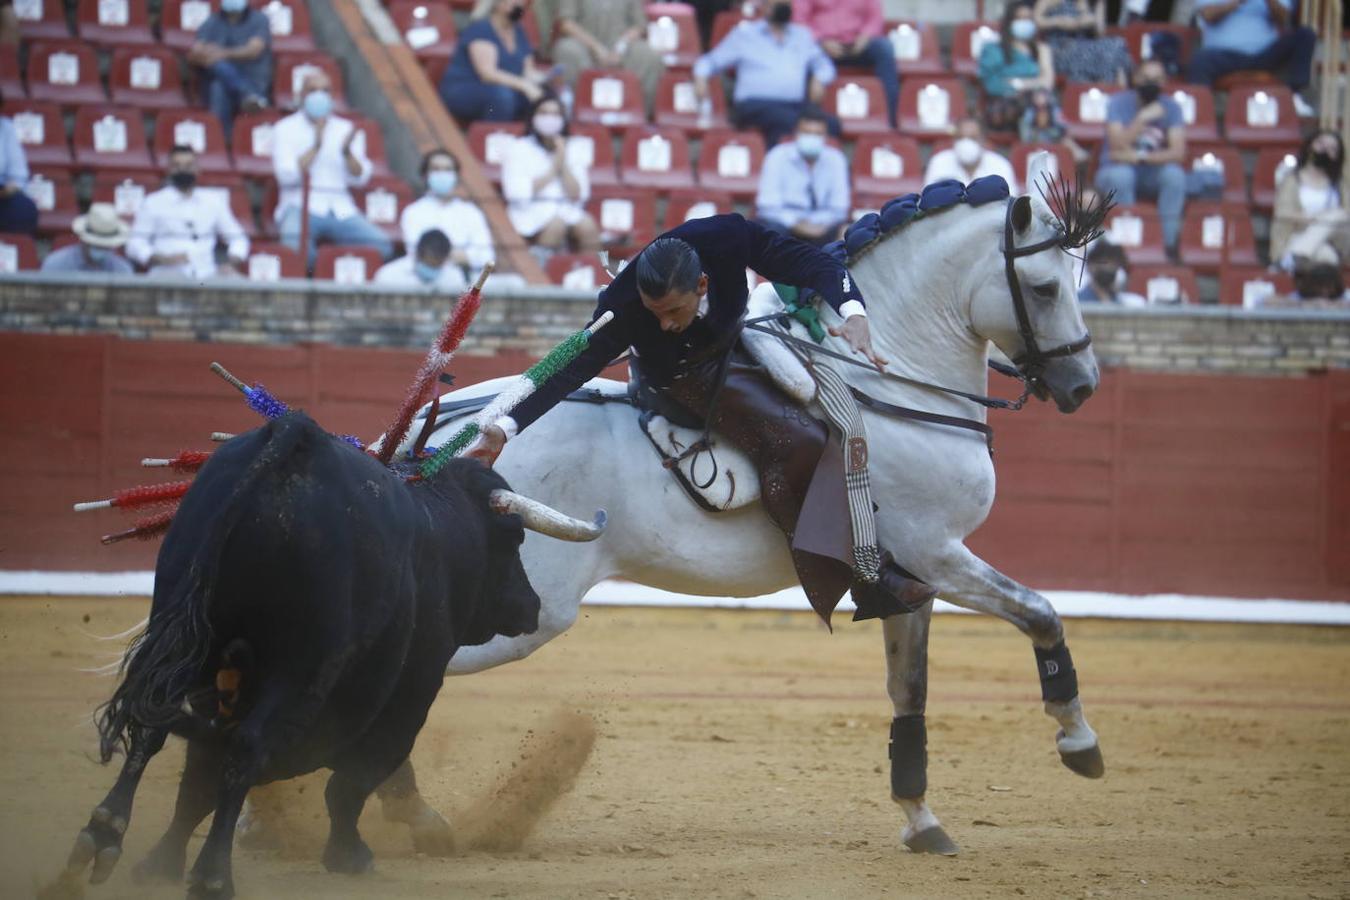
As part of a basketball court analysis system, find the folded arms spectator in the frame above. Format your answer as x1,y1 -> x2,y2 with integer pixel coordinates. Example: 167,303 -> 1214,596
1271,130 -> 1350,289
552,0 -> 664,115
1188,0 -> 1316,116
755,106 -> 850,247
125,145 -> 249,277
375,228 -> 469,291
795,0 -> 898,129
1032,0 -> 1130,85
502,94 -> 601,253
40,203 -> 135,274
0,89 -> 37,236
188,0 -> 272,140
924,116 -> 1019,192
401,149 -> 496,280
979,3 -> 1056,132
440,0 -> 549,123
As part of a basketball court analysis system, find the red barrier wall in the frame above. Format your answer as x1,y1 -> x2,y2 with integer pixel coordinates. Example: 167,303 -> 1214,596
3,333 -> 1347,601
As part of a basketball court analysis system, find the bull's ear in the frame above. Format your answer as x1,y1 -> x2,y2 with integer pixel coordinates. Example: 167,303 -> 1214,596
1011,194 -> 1033,236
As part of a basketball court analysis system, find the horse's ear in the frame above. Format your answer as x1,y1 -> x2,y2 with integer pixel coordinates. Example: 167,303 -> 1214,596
1011,194 -> 1034,235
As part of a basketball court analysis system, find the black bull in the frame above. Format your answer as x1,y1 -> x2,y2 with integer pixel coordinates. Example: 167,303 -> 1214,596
63,412 -> 550,898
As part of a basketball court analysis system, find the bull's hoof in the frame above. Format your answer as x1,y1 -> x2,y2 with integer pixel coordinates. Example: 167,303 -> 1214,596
903,825 -> 960,856
1059,742 -> 1106,779
322,837 -> 374,875
132,840 -> 186,884
186,870 -> 235,900
66,807 -> 126,885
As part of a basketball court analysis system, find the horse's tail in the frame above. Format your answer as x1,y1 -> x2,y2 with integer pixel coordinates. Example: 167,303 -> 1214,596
95,414 -> 309,762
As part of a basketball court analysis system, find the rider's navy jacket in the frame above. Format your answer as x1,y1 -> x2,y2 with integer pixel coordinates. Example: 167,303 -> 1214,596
509,213 -> 866,433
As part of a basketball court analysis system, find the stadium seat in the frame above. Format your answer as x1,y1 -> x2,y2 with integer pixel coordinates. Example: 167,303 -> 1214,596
950,21 -> 1000,77
645,8 -> 701,70
1121,22 -> 1198,66
388,0 -> 458,61
11,0 -> 72,40
153,109 -> 232,172
654,70 -> 728,135
575,68 -> 646,130
260,0 -> 315,52
567,122 -> 619,188
709,9 -> 757,49
4,100 -> 74,170
1218,265 -> 1294,307
1060,82 -> 1116,144
695,127 -> 765,198
0,50 -> 23,99
883,19 -> 945,78
850,133 -> 923,198
314,245 -> 385,283
1179,202 -> 1259,271
466,120 -> 525,184
1250,145 -> 1300,212
196,174 -> 258,238
616,125 -> 691,191
1167,84 -> 1218,144
587,186 -> 657,256
161,0 -> 214,51
420,55 -> 451,89
26,40 -> 107,105
1185,144 -> 1247,205
24,166 -> 80,237
346,114 -> 393,179
1126,264 -> 1199,305
1104,203 -> 1167,265
91,170 -> 158,220
664,188 -> 733,228
0,234 -> 39,273
355,176 -> 414,244
246,242 -> 306,281
897,77 -> 966,137
74,0 -> 155,46
256,177 -> 280,237
1222,85 -> 1301,147
110,46 -> 188,109
275,52 -> 346,111
545,253 -> 613,290
824,75 -> 890,135
230,109 -> 284,177
1009,142 -> 1076,190
73,106 -> 155,173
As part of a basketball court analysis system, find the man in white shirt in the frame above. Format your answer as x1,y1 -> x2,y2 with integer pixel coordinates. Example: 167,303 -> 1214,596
923,116 -> 1019,193
755,107 -> 850,247
374,229 -> 468,292
125,145 -> 249,278
400,149 -> 495,283
272,70 -> 392,267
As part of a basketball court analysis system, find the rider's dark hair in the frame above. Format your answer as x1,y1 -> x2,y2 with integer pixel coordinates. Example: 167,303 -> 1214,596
635,237 -> 702,299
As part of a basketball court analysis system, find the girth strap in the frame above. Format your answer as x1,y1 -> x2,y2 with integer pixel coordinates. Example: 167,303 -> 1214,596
849,387 -> 995,456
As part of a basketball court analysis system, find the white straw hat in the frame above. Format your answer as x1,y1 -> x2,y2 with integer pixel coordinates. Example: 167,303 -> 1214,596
72,203 -> 131,249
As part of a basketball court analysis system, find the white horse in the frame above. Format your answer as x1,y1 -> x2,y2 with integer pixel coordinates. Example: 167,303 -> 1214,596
403,172 -> 1105,854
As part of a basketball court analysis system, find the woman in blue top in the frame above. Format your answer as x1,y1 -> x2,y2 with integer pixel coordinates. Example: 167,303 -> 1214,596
440,0 -> 549,122
979,3 -> 1055,132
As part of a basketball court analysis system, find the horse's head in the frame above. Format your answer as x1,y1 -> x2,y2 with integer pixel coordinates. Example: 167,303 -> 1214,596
971,158 -> 1108,414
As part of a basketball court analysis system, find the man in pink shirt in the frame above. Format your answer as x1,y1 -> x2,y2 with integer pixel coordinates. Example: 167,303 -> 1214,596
795,0 -> 897,128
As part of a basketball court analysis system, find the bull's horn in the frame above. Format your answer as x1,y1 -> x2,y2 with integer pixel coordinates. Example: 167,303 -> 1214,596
488,489 -> 607,542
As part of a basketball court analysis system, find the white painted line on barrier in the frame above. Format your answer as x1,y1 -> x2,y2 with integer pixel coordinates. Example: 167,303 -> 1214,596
3,571 -> 1349,626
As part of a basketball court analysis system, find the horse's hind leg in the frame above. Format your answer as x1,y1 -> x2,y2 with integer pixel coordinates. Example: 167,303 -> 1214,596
133,737 -> 226,884
926,544 -> 1104,779
376,757 -> 455,856
882,607 -> 959,856
63,724 -> 167,885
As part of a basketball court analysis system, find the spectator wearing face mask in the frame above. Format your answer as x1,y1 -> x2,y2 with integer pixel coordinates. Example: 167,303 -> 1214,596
400,149 -> 496,280
503,94 -> 601,254
794,0 -> 898,129
1077,240 -> 1146,306
1020,88 -> 1088,163
755,106 -> 849,247
1095,59 -> 1186,257
187,0 -> 272,140
979,3 -> 1055,133
1188,0 -> 1317,117
440,0 -> 553,123
924,116 -> 1019,192
125,145 -> 249,278
375,229 -> 469,291
40,203 -> 135,274
273,71 -> 392,266
1271,130 -> 1350,294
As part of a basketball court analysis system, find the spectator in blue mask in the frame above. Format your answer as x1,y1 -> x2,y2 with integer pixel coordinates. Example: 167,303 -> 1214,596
188,0 -> 272,140
40,203 -> 135,274
374,228 -> 468,291
754,106 -> 850,247
400,149 -> 495,282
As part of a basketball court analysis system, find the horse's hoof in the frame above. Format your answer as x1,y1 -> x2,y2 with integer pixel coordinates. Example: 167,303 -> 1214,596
409,814 -> 456,858
904,826 -> 960,856
1059,743 -> 1106,779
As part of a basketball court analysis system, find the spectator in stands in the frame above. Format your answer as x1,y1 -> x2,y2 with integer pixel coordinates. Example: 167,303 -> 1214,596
502,94 -> 601,255
1032,0 -> 1130,85
440,0 -> 552,123
755,106 -> 849,247
794,0 -> 898,129
979,3 -> 1055,133
401,150 -> 496,282
126,145 -> 250,278
375,229 -> 469,291
1188,0 -> 1317,117
551,0 -> 664,116
1271,130 -> 1349,293
681,0 -> 735,50
1095,59 -> 1186,257
39,203 -> 134,274
0,90 -> 37,236
924,116 -> 1019,191
273,71 -> 391,267
188,0 -> 272,140
692,0 -> 841,149
1077,240 -> 1146,305
1020,87 -> 1089,163
0,0 -> 17,46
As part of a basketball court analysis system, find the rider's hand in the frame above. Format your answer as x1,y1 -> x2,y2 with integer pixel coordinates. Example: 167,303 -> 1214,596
464,424 -> 506,468
830,314 -> 888,372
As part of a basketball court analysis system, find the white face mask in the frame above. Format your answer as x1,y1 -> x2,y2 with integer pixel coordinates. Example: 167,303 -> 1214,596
796,132 -> 825,159
1010,19 -> 1037,41
954,137 -> 982,167
533,113 -> 565,138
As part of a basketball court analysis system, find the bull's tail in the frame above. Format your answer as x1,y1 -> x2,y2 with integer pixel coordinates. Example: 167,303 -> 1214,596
95,414 -> 310,762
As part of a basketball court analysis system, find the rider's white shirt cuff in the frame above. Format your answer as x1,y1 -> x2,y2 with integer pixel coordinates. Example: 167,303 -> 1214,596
495,416 -> 519,442
840,300 -> 867,319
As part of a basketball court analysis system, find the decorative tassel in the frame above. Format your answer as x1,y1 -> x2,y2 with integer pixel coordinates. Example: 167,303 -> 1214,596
141,450 -> 211,472
100,509 -> 176,545
74,480 -> 192,512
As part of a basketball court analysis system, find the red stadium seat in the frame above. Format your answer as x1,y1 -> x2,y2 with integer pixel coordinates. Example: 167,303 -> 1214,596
1059,82 -> 1116,144
1125,264 -> 1200,305
1104,203 -> 1167,265
0,234 -> 39,273
950,21 -> 1000,77
73,106 -> 155,173
1121,22 -> 1198,66
1250,145 -> 1300,212
160,0 -> 214,51
587,186 -> 658,256
154,109 -> 232,172
466,120 -> 525,184
110,47 -> 188,109
545,253 -> 613,290
645,8 -> 701,69
883,19 -> 944,77
274,52 -> 346,111
575,68 -> 646,130
260,0 -> 315,52
567,122 -> 619,188
11,0 -> 72,40
26,40 -> 107,105
1179,202 -> 1259,272
1009,142 -> 1076,191
347,114 -> 393,178
4,100 -> 74,170
619,125 -> 693,190
1166,84 -> 1218,144
230,109 -> 284,177
709,9 -> 758,49
850,133 -> 922,198
824,75 -> 890,136
91,170 -> 158,220
654,70 -> 728,135
1222,85 -> 1301,147
314,245 -> 385,283
354,176 -> 414,244
0,49 -> 23,99
696,127 -> 764,198
24,166 -> 80,237
388,0 -> 458,61
897,77 -> 967,137
1218,265 -> 1294,307
246,242 -> 306,280
664,188 -> 733,228
196,174 -> 258,238
74,0 -> 155,46
1185,144 -> 1246,205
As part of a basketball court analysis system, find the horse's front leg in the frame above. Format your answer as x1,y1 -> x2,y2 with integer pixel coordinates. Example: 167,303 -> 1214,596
882,606 -> 960,855
925,543 -> 1104,778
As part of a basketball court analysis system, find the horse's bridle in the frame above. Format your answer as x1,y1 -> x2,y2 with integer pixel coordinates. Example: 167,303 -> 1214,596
999,198 -> 1093,388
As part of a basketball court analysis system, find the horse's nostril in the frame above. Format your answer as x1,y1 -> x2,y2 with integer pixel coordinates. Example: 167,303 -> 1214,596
1071,383 -> 1095,405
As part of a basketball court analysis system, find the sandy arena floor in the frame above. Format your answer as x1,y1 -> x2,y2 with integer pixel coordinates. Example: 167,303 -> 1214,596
2,596 -> 1349,899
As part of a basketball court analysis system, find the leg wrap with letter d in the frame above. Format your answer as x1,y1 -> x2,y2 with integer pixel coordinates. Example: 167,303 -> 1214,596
889,715 -> 927,799
1034,641 -> 1079,703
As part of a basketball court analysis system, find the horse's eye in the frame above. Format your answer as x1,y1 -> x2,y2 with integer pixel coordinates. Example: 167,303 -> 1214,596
1032,281 -> 1058,300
